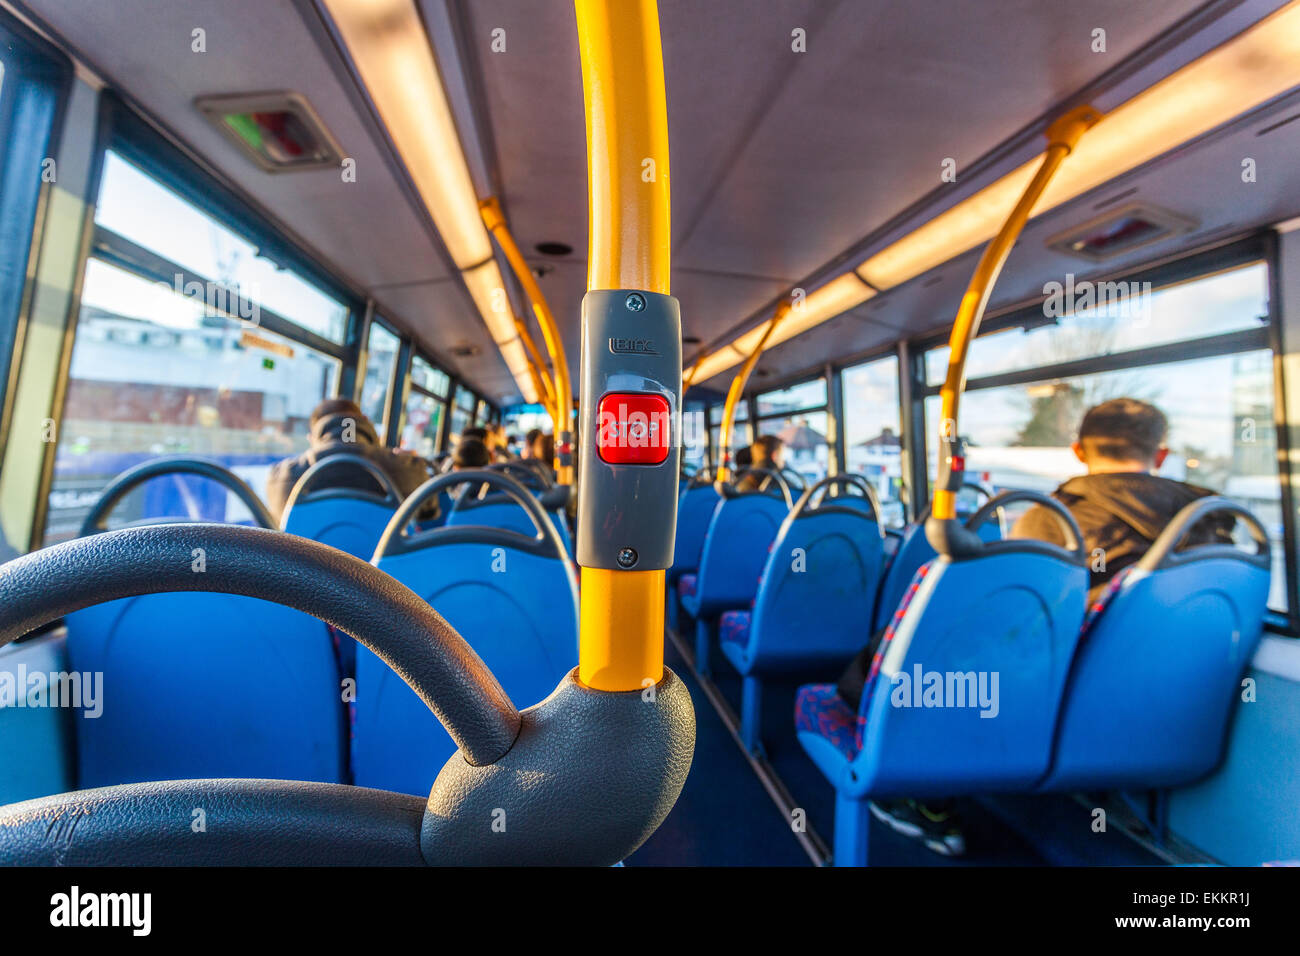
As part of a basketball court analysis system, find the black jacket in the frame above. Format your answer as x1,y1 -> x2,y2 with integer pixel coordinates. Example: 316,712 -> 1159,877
1011,472 -> 1234,600
266,413 -> 433,522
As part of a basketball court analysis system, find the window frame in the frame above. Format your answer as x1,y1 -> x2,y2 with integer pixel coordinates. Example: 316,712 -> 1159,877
0,11 -> 73,464
912,233 -> 1295,634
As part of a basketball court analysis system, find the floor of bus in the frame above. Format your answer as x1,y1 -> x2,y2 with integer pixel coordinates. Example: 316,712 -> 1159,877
626,626 -> 1167,867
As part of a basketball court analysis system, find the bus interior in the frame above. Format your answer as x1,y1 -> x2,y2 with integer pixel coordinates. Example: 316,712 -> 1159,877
0,0 -> 1299,875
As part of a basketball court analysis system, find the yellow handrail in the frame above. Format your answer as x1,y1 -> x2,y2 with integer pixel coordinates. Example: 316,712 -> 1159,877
574,0 -> 672,691
931,106 -> 1100,521
480,197 -> 575,483
511,312 -> 557,421
716,303 -> 789,482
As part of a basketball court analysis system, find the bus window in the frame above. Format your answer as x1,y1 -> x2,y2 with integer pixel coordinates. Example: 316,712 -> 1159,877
450,385 -> 476,436
95,152 -> 349,343
924,262 -> 1269,385
755,378 -> 830,484
842,355 -> 904,526
399,355 -> 449,458
42,261 -> 341,545
708,400 -> 750,461
922,267 -> 1284,608
681,402 -> 706,474
360,320 -> 400,430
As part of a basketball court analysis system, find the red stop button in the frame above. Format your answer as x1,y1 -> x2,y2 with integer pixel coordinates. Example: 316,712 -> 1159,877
596,392 -> 671,465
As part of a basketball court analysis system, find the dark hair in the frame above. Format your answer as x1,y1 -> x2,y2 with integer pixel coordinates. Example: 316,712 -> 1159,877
750,434 -> 784,464
310,397 -> 364,424
734,446 -> 753,468
454,437 -> 491,469
1078,398 -> 1168,462
525,428 -> 543,445
461,426 -> 489,442
536,434 -> 555,463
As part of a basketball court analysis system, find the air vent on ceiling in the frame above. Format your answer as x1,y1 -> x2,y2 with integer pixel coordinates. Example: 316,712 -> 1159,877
1047,203 -> 1195,262
449,343 -> 482,359
196,92 -> 343,173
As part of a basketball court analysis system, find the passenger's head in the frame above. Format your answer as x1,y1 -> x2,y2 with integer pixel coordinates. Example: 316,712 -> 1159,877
1073,398 -> 1169,473
307,397 -> 376,445
461,426 -> 488,444
523,428 -> 543,458
310,397 -> 365,425
453,437 -> 491,470
528,430 -> 554,463
750,434 -> 785,469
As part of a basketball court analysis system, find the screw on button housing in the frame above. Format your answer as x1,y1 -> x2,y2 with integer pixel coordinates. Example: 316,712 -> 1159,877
624,293 -> 646,312
617,547 -> 638,568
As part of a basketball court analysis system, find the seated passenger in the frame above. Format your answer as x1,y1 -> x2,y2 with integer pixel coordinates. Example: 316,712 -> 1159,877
266,398 -> 432,522
1011,397 -> 1233,601
828,397 -> 1234,858
734,435 -> 783,492
484,423 -> 511,463
452,437 -> 492,471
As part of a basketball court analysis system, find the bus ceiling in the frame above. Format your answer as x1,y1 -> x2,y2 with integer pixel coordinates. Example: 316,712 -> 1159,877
8,0 -> 1300,407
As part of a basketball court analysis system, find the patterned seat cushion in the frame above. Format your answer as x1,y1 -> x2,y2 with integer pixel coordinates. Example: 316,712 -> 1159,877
794,683 -> 864,761
719,609 -> 751,647
793,561 -> 935,762
677,574 -> 698,599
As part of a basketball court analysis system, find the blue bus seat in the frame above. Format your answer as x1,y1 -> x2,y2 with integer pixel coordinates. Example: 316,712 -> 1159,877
64,458 -> 345,788
719,475 -> 887,753
68,593 -> 345,787
795,491 -> 1088,866
679,483 -> 791,676
873,497 -> 1004,633
667,482 -> 722,630
352,470 -> 579,797
1039,497 -> 1271,792
446,498 -> 574,558
279,453 -> 404,561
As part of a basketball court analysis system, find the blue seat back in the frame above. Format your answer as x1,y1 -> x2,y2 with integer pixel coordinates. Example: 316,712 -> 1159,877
352,468 -> 578,797
741,483 -> 886,671
669,484 -> 721,583
1042,499 -> 1271,791
353,543 -> 578,796
446,498 -> 573,557
849,549 -> 1087,799
282,497 -> 399,559
873,513 -> 1002,632
66,593 -> 344,787
64,457 -> 346,788
692,493 -> 790,618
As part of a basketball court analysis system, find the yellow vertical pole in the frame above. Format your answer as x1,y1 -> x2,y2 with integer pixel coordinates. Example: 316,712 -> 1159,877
931,106 -> 1100,520
575,0 -> 672,690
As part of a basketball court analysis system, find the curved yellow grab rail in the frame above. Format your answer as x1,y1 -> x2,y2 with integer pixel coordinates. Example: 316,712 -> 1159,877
575,0 -> 672,691
480,197 -> 575,483
932,105 -> 1100,521
511,312 -> 557,422
715,303 -> 789,483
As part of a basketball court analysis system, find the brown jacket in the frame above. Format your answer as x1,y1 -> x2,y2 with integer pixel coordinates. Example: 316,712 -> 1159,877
266,413 -> 433,522
1011,472 -> 1234,600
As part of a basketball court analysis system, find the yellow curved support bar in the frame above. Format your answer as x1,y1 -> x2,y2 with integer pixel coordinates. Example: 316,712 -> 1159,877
480,197 -> 575,483
575,0 -> 673,691
716,302 -> 789,482
511,312 -> 557,421
932,106 -> 1100,521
